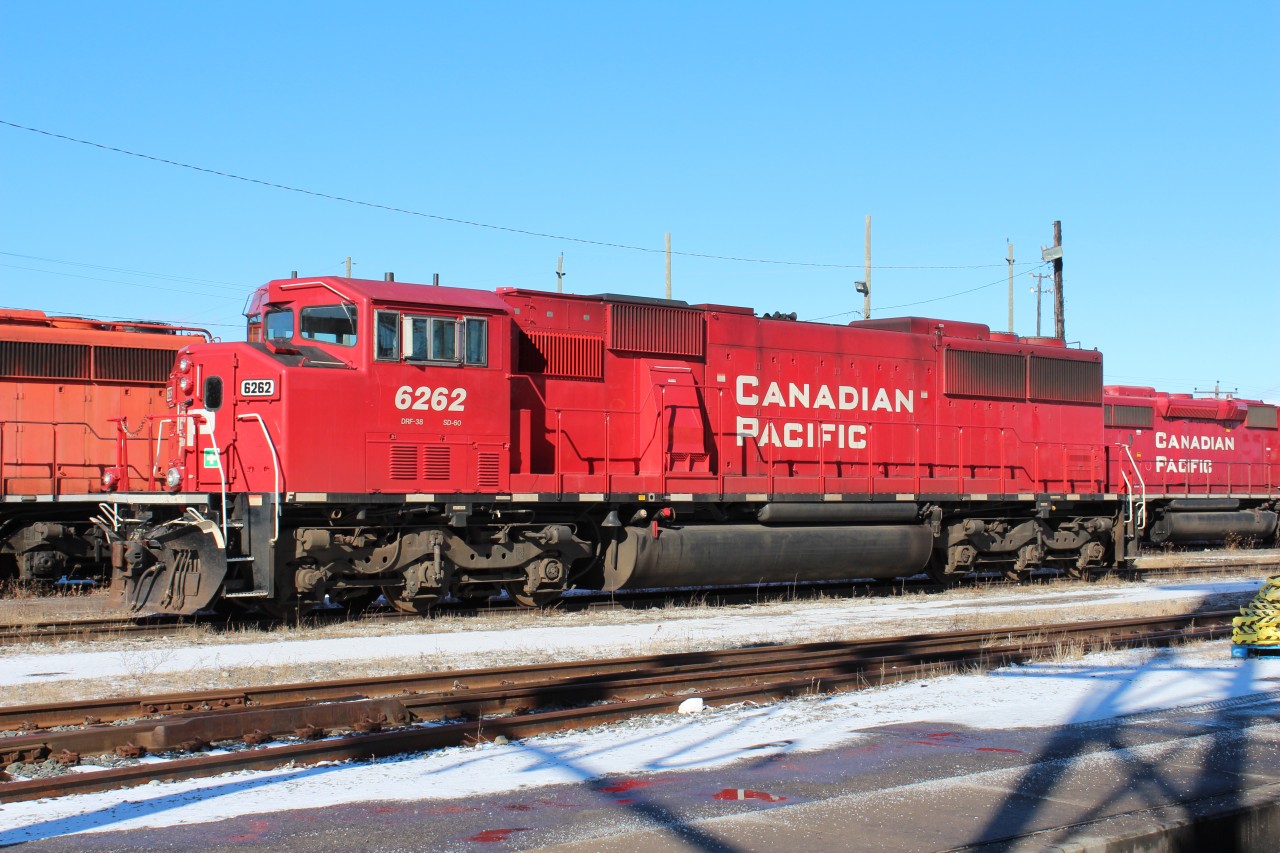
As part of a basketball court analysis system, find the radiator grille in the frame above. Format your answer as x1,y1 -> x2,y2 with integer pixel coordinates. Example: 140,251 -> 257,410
519,330 -> 604,379
1029,356 -> 1102,404
389,445 -> 418,480
0,341 -> 91,379
1105,404 -> 1154,429
475,452 -> 501,489
608,303 -> 704,357
423,446 -> 451,480
1164,400 -> 1219,419
95,346 -> 175,382
944,349 -> 1025,399
1247,404 -> 1278,430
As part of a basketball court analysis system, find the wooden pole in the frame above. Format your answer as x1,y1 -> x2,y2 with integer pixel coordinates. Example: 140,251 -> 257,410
556,253 -> 564,293
1052,220 -> 1064,339
863,215 -> 872,320
1006,241 -> 1015,334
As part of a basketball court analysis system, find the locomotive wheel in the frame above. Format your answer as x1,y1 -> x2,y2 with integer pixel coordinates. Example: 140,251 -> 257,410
381,586 -> 435,614
924,552 -> 960,586
505,584 -> 561,608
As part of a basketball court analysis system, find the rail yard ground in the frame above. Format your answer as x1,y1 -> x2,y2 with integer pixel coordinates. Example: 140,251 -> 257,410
1,554 -> 1278,850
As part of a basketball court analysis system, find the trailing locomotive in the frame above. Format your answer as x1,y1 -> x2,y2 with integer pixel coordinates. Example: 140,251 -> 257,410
1103,386 -> 1277,546
0,309 -> 208,586
95,275 -> 1278,615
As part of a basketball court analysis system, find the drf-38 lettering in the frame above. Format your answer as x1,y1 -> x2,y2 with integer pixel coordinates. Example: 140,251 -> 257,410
394,386 -> 467,412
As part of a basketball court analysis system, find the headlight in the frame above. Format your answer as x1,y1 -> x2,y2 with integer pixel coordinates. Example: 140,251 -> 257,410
177,355 -> 192,373
165,467 -> 183,491
178,376 -> 192,393
102,470 -> 118,490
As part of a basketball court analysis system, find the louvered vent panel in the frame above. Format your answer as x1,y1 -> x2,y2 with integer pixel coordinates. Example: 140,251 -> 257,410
389,446 -> 419,480
1246,405 -> 1278,430
519,331 -> 604,379
475,452 -> 501,490
1104,404 -> 1154,429
423,446 -> 451,480
1029,356 -> 1102,404
0,341 -> 91,379
944,349 -> 1025,399
95,346 -> 175,382
608,303 -> 704,357
1165,400 -> 1219,419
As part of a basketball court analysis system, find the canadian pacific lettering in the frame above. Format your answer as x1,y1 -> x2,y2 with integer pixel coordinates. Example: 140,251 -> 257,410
733,374 -> 922,448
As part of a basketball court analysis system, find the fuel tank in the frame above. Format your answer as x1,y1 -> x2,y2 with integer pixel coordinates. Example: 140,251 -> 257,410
601,524 -> 932,590
1148,510 -> 1278,545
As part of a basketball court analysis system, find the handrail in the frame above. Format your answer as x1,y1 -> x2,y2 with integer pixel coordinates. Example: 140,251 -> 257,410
1121,444 -> 1148,530
236,413 -> 282,544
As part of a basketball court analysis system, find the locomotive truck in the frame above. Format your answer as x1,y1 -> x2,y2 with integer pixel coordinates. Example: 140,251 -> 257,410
96,275 -> 1277,615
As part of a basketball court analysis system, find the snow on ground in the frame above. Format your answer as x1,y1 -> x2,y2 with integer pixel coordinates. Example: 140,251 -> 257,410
2,638 -> 1276,843
0,577 -> 1261,690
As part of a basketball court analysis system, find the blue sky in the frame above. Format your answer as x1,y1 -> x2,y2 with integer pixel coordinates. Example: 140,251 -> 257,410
2,2 -> 1276,401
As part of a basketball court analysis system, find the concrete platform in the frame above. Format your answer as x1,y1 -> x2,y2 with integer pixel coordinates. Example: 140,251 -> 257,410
8,690 -> 1279,852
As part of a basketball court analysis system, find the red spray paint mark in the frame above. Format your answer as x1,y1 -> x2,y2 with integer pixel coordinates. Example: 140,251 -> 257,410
505,803 -> 534,812
225,819 -> 273,841
910,740 -> 951,747
463,828 -> 529,843
926,733 -> 957,738
536,799 -> 579,809
713,789 -> 787,803
977,747 -> 1024,754
615,798 -> 635,805
601,779 -> 654,793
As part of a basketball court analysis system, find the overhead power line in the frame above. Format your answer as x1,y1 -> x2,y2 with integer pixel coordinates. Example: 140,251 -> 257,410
805,262 -> 1052,323
3,119 -> 1019,271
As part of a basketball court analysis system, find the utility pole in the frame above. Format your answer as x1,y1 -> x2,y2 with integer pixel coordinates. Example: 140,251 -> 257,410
1006,240 -> 1015,334
1028,272 -> 1051,337
863,215 -> 872,320
664,232 -> 672,300
1042,220 -> 1064,339
345,256 -> 352,278
556,253 -> 565,293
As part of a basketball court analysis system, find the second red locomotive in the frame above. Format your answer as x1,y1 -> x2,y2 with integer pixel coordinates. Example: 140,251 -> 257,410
98,275 -> 1278,614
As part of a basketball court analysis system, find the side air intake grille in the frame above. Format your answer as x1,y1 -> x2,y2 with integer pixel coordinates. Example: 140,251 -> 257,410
1029,356 -> 1102,404
475,452 -> 501,490
423,446 -> 451,480
1247,405 -> 1278,430
944,349 -> 1025,399
389,446 -> 418,480
519,330 -> 604,379
1104,404 -> 1154,429
608,303 -> 704,357
0,341 -> 91,379
95,346 -> 175,382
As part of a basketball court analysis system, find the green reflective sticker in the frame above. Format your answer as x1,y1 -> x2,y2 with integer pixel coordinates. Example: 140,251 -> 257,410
203,448 -> 219,468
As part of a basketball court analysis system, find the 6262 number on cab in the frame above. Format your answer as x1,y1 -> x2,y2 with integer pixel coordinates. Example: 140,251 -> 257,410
394,386 -> 467,412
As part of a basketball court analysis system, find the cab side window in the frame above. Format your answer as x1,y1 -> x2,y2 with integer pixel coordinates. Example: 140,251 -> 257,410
464,318 -> 488,366
402,315 -> 459,363
375,311 -> 399,360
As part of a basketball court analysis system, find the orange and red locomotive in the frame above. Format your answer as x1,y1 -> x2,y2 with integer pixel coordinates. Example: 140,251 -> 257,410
0,309 -> 207,585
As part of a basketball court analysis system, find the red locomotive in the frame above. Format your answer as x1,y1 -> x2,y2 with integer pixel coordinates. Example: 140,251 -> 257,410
98,276 -> 1279,614
1104,386 -> 1277,546
0,309 -> 208,585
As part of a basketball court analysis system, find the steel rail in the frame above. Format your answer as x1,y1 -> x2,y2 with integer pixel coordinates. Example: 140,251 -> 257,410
0,610 -> 1235,802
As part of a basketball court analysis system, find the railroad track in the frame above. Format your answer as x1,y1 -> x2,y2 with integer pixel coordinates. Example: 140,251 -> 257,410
0,609 -> 1236,803
0,558 -> 1272,647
